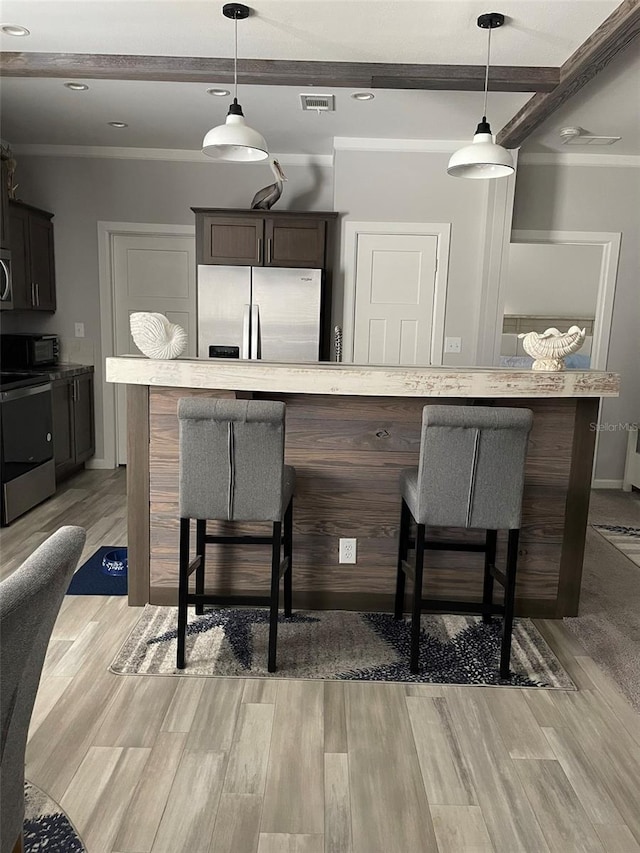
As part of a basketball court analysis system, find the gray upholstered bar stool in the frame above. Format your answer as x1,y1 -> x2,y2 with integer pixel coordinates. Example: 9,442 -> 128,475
394,404 -> 533,678
176,398 -> 295,672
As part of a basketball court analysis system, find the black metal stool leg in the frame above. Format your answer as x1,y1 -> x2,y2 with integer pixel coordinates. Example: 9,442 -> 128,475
195,519 -> 206,616
268,521 -> 282,673
500,529 -> 519,679
394,499 -> 410,619
410,523 -> 425,674
482,529 -> 497,623
283,500 -> 293,617
176,518 -> 190,669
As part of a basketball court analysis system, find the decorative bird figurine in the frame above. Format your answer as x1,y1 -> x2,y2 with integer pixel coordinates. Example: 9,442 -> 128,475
130,312 -> 187,359
250,159 -> 288,210
518,325 -> 586,371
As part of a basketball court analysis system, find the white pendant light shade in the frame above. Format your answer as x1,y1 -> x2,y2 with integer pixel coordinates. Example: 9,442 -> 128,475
202,101 -> 269,161
448,12 -> 514,180
201,3 -> 268,162
447,123 -> 514,179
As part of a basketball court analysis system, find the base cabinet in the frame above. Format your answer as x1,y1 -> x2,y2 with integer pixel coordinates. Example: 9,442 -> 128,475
52,371 -> 95,482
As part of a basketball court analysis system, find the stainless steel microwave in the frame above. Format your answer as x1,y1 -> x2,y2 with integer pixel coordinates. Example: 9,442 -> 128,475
0,249 -> 12,311
0,333 -> 59,368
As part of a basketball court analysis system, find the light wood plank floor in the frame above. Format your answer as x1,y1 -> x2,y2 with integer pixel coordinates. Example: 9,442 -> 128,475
2,469 -> 640,853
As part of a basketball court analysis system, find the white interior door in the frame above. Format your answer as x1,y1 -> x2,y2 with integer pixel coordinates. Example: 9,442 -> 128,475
113,233 -> 196,464
353,233 -> 439,365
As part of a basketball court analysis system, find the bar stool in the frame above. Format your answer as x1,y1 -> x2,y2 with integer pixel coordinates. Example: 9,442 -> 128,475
394,404 -> 533,678
176,398 -> 295,672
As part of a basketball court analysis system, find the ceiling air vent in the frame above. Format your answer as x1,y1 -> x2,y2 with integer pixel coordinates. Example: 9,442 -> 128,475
300,94 -> 335,112
559,126 -> 621,146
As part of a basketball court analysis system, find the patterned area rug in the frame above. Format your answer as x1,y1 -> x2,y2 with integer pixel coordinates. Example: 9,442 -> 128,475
24,781 -> 86,852
111,605 -> 574,689
593,524 -> 640,567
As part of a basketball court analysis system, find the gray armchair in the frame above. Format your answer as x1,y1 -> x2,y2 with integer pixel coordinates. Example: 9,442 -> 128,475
0,525 -> 86,853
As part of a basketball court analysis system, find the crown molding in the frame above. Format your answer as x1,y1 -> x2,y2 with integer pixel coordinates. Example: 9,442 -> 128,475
519,152 -> 640,168
333,137 -> 470,154
11,144 -> 333,167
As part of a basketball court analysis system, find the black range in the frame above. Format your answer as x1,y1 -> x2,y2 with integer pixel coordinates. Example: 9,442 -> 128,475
0,371 -> 51,391
0,371 -> 56,525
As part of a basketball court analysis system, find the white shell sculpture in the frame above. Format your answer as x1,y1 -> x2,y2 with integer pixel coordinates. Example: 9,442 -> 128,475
518,325 -> 586,371
130,312 -> 187,359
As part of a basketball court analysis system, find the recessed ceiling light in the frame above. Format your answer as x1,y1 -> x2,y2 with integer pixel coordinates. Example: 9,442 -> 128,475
207,88 -> 230,97
64,82 -> 89,91
108,121 -> 128,128
351,92 -> 375,101
1,24 -> 30,36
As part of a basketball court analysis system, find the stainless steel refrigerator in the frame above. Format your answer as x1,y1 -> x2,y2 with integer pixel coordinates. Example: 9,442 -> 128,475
197,265 -> 322,362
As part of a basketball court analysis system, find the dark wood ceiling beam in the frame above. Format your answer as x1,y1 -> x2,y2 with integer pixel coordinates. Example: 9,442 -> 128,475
497,0 -> 640,148
0,52 -> 559,92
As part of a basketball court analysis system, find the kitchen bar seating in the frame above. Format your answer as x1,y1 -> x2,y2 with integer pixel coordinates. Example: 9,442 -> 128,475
394,405 -> 533,678
176,398 -> 295,672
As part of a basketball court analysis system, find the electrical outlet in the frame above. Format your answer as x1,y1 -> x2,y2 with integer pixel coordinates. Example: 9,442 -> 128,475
74,322 -> 85,338
339,537 -> 357,564
444,336 -> 462,353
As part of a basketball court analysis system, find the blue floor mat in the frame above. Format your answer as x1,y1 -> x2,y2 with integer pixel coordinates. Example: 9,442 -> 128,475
67,546 -> 128,595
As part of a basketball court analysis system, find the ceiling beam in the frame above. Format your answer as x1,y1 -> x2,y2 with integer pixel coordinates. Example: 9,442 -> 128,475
497,0 -> 640,148
0,52 -> 559,93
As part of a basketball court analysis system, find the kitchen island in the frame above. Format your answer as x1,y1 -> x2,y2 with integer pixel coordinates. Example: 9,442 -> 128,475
106,357 -> 619,618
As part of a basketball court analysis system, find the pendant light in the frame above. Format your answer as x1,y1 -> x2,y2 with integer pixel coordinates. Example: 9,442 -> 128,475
448,12 -> 514,179
202,3 -> 268,161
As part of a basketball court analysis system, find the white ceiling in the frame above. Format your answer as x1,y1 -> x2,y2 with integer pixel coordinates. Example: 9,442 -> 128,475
0,78 -> 531,154
0,1 -> 620,65
1,0 -> 636,157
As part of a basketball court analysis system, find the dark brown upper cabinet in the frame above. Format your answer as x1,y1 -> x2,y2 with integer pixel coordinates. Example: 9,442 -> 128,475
264,217 -> 326,268
198,215 -> 264,266
8,200 -> 56,311
193,209 -> 337,270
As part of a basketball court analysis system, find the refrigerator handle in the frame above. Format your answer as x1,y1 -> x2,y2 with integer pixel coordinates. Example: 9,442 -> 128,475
241,304 -> 251,359
250,304 -> 260,359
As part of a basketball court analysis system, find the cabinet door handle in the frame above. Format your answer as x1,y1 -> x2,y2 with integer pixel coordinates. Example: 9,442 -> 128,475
257,237 -> 262,264
72,379 -> 78,402
31,282 -> 36,307
267,237 -> 272,264
35,283 -> 40,307
0,259 -> 10,301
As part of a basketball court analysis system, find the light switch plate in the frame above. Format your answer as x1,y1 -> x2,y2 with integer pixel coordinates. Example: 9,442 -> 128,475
444,336 -> 462,353
74,322 -> 85,338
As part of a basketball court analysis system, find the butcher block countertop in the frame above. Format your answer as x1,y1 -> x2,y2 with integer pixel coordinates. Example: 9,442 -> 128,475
106,356 -> 619,398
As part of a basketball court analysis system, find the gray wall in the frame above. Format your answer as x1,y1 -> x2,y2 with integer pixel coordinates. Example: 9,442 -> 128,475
333,149 -> 494,366
4,155 -> 333,461
504,242 -> 601,317
512,163 -> 640,483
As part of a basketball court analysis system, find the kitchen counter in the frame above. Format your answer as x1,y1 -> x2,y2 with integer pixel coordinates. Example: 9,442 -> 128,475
106,356 -> 618,398
107,357 -> 619,618
20,363 -> 94,381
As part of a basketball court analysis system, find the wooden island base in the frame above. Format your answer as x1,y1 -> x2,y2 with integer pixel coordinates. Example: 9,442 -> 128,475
123,378 -> 603,618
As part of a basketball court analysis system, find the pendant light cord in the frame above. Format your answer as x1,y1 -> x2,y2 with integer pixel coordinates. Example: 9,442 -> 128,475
234,14 -> 238,102
482,24 -> 491,122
